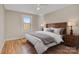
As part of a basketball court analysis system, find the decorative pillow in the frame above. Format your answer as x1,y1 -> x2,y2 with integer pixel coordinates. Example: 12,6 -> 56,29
44,28 -> 50,31
51,28 -> 64,35
47,29 -> 54,32
44,28 -> 54,32
44,27 -> 65,35
60,28 -> 65,35
55,28 -> 62,34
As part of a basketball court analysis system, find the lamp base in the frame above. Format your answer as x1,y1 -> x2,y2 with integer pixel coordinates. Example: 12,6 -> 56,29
42,27 -> 43,31
70,29 -> 73,35
70,26 -> 73,35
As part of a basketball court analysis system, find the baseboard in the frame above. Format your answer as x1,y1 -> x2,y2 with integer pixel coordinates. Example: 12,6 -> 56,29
5,35 -> 25,41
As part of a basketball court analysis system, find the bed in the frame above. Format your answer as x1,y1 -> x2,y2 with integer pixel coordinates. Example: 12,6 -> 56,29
1,22 -> 67,54
24,22 -> 67,54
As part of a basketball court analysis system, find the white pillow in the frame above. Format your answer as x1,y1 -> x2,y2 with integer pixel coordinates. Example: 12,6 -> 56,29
44,27 -> 63,35
44,28 -> 50,32
51,28 -> 62,35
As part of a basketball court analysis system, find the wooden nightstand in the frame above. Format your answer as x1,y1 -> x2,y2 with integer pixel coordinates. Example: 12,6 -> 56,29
64,35 -> 79,47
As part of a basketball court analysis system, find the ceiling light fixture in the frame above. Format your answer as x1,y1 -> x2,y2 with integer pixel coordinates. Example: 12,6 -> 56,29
36,4 -> 40,10
37,7 -> 40,10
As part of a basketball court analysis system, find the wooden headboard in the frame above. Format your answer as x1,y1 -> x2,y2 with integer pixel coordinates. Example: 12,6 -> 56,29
46,22 -> 67,35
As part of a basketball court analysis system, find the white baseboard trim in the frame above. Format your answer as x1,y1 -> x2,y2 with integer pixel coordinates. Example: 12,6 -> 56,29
5,35 -> 25,41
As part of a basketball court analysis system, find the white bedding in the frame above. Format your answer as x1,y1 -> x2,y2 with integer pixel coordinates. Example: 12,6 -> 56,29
25,31 -> 63,54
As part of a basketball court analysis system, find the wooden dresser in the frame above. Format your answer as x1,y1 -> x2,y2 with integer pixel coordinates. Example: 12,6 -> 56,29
64,35 -> 79,47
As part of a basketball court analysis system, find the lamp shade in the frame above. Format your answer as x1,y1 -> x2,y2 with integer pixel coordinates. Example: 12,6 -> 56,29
68,22 -> 76,26
41,24 -> 44,27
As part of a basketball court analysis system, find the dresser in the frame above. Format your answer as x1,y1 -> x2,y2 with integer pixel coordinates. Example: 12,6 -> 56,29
64,35 -> 79,47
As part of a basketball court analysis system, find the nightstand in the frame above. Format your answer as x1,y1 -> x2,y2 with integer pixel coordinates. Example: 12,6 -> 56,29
64,35 -> 79,47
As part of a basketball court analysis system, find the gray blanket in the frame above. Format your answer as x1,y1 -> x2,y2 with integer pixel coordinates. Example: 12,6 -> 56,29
28,32 -> 56,45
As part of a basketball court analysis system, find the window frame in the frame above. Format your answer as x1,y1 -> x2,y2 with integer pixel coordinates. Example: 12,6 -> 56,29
23,15 -> 32,32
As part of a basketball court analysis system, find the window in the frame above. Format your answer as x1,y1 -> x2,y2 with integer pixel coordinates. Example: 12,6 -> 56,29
23,16 -> 31,32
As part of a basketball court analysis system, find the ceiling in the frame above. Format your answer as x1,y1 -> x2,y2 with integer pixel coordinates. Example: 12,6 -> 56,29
4,4 -> 70,15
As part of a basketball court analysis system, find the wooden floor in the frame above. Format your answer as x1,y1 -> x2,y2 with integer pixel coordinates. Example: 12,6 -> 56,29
1,38 -> 37,54
1,38 -> 79,54
44,45 -> 79,54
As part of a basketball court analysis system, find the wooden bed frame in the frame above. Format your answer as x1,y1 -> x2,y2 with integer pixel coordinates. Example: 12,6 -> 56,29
46,22 -> 67,35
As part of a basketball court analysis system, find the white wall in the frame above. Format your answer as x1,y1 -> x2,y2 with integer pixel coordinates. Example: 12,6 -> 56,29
0,5 -> 5,51
5,10 -> 39,40
44,5 -> 79,35
38,15 -> 45,30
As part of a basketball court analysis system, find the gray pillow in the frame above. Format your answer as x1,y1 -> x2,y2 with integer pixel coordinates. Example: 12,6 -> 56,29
47,29 -> 54,33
